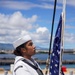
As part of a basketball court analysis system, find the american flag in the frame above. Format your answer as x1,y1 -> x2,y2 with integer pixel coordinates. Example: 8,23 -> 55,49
50,14 -> 64,75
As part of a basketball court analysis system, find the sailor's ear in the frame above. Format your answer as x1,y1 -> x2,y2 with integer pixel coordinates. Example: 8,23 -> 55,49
21,48 -> 26,53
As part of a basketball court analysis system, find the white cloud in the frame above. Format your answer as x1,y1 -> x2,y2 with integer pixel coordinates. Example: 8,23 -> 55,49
0,1 -> 62,10
0,11 -> 38,43
66,0 -> 75,6
0,0 -> 74,11
0,11 -> 50,47
32,27 -> 50,46
8,11 -> 37,27
0,11 -> 75,48
65,25 -> 75,29
57,0 -> 75,7
64,32 -> 75,43
36,27 -> 48,33
36,27 -> 50,40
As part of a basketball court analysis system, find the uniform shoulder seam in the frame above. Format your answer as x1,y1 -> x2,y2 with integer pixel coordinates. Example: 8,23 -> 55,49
14,66 -> 23,72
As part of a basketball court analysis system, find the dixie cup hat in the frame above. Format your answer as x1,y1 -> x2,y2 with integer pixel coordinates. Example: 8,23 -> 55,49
13,35 -> 31,48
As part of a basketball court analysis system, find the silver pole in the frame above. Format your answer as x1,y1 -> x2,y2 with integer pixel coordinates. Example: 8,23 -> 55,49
59,0 -> 66,75
70,70 -> 73,75
4,70 -> 8,75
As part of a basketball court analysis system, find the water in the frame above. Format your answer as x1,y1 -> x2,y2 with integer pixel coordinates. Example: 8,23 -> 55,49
0,65 -> 10,70
0,53 -> 75,60
0,64 -> 75,71
33,53 -> 75,60
0,53 -> 75,70
0,54 -> 15,58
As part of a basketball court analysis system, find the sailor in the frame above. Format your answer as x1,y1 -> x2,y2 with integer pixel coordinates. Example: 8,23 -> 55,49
13,35 -> 44,75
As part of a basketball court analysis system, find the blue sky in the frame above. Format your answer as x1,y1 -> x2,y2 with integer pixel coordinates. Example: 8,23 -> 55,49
0,0 -> 75,49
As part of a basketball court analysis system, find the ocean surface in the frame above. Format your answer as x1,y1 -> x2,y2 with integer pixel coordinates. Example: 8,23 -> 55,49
0,53 -> 75,70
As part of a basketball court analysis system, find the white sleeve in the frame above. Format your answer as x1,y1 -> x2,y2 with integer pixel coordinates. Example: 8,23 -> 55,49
15,66 -> 31,75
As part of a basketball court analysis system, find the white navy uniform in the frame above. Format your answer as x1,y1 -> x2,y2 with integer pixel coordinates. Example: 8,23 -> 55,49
13,56 -> 43,75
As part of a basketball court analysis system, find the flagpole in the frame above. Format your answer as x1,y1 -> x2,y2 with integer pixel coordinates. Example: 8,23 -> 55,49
45,0 -> 57,75
63,0 -> 66,26
59,12 -> 64,75
59,0 -> 66,75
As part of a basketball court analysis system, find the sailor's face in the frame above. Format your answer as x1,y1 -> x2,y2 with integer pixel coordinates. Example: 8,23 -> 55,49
25,40 -> 36,56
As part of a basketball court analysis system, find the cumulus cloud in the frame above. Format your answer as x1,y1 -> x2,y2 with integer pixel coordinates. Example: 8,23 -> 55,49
0,11 -> 51,48
8,12 -> 37,28
30,27 -> 50,47
0,11 -> 75,48
0,11 -> 38,42
36,27 -> 50,41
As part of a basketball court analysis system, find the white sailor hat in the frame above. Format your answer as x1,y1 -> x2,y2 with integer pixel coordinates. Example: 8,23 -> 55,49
13,35 -> 31,48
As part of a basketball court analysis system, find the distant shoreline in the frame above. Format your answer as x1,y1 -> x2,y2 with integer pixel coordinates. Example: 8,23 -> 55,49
0,49 -> 75,54
0,58 -> 75,65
